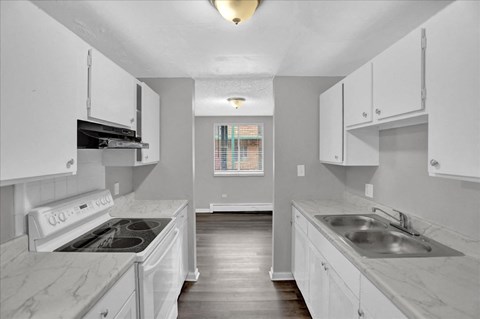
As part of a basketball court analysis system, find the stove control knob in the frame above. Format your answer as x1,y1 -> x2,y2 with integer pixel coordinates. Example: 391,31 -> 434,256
100,197 -> 107,205
48,215 -> 57,226
106,196 -> 111,203
58,212 -> 66,222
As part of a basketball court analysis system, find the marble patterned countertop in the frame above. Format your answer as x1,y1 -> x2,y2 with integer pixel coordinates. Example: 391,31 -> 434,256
108,192 -> 188,219
0,194 -> 188,319
0,235 -> 135,319
292,197 -> 480,319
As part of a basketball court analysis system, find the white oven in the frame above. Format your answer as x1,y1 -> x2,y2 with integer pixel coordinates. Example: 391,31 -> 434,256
138,227 -> 180,319
27,190 -> 182,319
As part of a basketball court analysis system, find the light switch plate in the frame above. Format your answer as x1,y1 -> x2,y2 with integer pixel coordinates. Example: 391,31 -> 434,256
114,182 -> 120,196
221,194 -> 228,198
365,184 -> 373,198
297,165 -> 305,177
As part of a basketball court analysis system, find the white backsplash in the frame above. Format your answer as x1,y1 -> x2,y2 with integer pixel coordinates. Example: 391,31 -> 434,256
15,150 -> 105,235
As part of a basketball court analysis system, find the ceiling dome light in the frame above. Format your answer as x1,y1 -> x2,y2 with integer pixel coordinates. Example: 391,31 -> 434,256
227,97 -> 246,109
210,0 -> 261,25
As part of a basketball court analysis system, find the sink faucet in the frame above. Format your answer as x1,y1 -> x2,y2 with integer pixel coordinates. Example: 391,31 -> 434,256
372,207 -> 420,236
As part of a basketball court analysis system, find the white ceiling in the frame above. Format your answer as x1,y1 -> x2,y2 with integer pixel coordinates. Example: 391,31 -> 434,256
33,0 -> 451,79
195,78 -> 274,116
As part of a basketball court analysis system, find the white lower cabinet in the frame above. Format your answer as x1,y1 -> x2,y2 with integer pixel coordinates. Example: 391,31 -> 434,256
360,275 -> 406,319
292,209 -> 308,300
307,243 -> 328,318
84,266 -> 137,319
291,207 -> 407,319
177,207 -> 189,290
328,266 -> 359,319
114,292 -> 137,319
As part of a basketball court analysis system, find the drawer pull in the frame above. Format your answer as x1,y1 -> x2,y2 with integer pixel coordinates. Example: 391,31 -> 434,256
358,309 -> 365,318
100,309 -> 109,318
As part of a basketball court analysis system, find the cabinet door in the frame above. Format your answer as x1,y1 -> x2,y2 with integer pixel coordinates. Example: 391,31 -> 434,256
177,208 -> 188,287
319,82 -> 343,163
84,267 -> 136,319
425,1 -> 480,180
88,49 -> 136,128
373,28 -> 424,120
308,245 -> 329,319
344,63 -> 373,127
360,275 -> 406,319
140,83 -> 160,164
114,292 -> 137,319
328,265 -> 359,319
0,1 -> 84,184
293,224 -> 309,300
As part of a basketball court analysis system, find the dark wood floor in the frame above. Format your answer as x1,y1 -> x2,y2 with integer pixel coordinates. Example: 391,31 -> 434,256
178,213 -> 311,319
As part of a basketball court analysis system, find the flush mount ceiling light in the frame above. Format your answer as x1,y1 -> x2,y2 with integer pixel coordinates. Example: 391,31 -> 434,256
227,97 -> 246,109
210,0 -> 261,25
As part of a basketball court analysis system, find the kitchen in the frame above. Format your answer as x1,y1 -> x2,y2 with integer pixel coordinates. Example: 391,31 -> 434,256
1,1 -> 479,319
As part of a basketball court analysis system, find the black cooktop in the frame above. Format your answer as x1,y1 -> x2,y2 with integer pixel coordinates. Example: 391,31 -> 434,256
56,218 -> 172,253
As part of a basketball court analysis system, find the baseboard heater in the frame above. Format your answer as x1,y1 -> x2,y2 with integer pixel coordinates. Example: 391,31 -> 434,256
208,203 -> 273,212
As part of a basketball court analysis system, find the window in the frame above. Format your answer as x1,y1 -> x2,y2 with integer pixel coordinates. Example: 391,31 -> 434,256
214,124 -> 264,176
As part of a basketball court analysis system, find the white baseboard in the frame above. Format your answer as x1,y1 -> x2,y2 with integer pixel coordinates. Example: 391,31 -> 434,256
195,208 -> 212,213
269,268 -> 294,281
186,268 -> 200,281
210,203 -> 273,212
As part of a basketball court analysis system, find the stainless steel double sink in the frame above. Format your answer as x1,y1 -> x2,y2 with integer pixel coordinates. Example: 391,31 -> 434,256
315,214 -> 463,258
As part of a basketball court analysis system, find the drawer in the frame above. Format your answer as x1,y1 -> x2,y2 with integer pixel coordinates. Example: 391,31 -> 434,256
83,266 -> 136,319
360,275 -> 406,319
308,223 -> 360,297
292,207 -> 308,235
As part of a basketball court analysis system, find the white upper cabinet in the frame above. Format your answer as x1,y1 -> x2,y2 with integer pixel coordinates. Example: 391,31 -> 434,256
320,82 -> 379,167
88,49 -> 136,129
319,82 -> 344,164
373,28 -> 425,120
344,63 -> 373,127
424,1 -> 480,182
0,1 -> 86,185
140,83 -> 160,164
103,82 -> 160,167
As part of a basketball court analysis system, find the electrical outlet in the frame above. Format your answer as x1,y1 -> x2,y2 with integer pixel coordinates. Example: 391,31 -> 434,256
297,165 -> 305,177
114,182 -> 120,196
221,194 -> 227,198
365,184 -> 373,198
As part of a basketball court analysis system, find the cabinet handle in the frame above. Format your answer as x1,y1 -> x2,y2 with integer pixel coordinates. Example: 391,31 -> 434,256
66,158 -> 75,169
100,309 -> 109,318
430,159 -> 439,167
358,309 -> 365,318
362,112 -> 367,118
130,118 -> 135,123
334,155 -> 339,160
375,108 -> 381,115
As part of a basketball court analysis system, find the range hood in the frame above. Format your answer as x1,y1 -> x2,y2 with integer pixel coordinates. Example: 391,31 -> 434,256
77,120 -> 149,149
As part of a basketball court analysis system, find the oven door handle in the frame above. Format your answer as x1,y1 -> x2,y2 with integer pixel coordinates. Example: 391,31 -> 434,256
143,228 -> 179,276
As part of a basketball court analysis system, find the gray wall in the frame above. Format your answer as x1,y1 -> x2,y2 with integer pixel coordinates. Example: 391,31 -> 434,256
273,77 -> 346,274
105,167 -> 133,198
133,78 -> 196,273
346,124 -> 480,240
0,186 -> 15,244
195,116 -> 273,209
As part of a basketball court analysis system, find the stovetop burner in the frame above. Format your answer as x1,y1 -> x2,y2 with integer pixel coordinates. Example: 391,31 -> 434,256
127,220 -> 161,231
55,218 -> 171,253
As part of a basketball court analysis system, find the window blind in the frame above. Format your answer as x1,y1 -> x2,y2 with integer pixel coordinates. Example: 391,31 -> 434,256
214,124 -> 264,174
